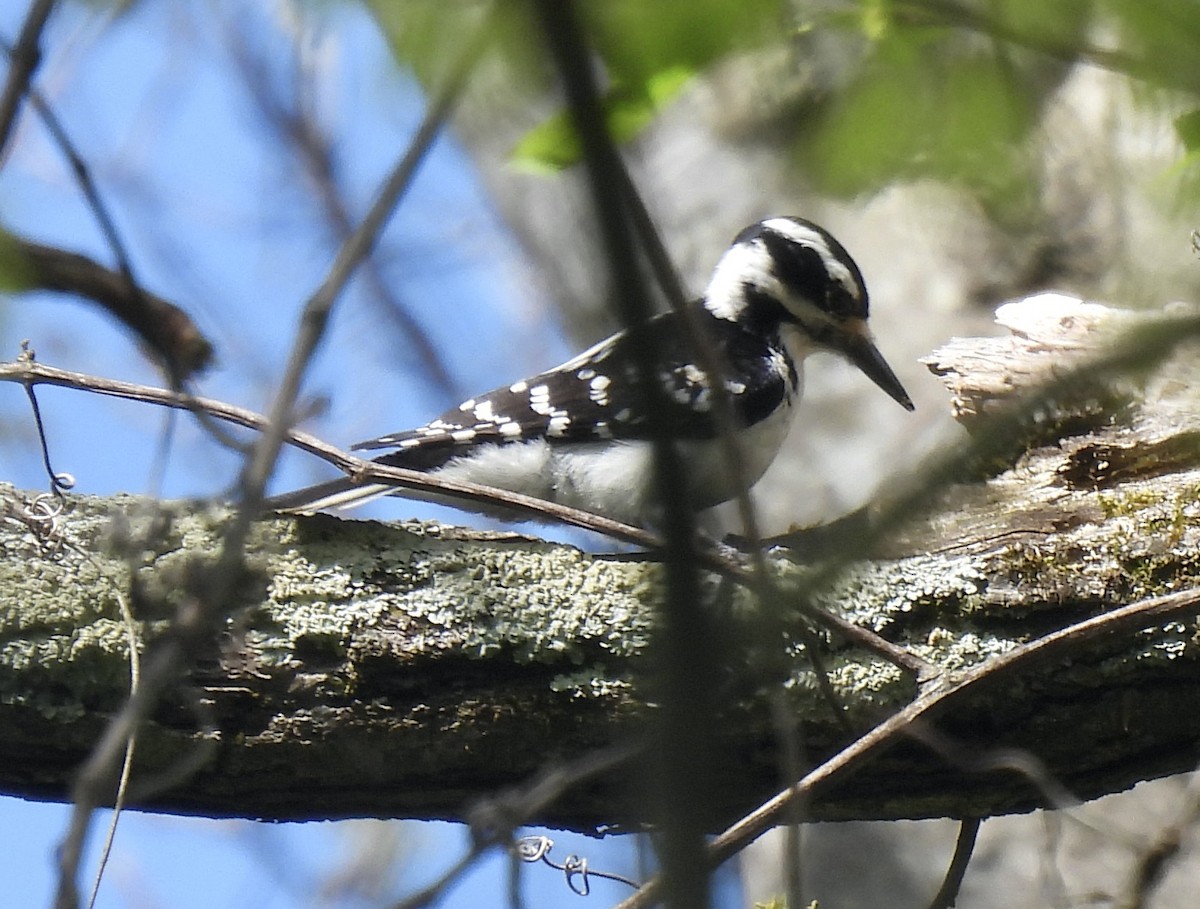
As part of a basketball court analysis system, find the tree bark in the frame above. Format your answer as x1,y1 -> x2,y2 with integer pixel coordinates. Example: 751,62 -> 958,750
1,295 -> 1198,831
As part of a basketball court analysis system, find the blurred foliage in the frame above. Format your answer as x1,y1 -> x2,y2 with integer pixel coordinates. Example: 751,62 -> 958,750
368,0 -> 1200,202
367,0 -> 547,90
1102,0 -> 1200,94
0,230 -> 33,294
546,0 -> 786,169
506,0 -> 788,173
1177,109 -> 1200,153
799,20 -> 1037,199
511,65 -> 694,173
368,0 -> 786,161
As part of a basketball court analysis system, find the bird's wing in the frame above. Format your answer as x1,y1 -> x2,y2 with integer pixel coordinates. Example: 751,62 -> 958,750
353,308 -> 795,471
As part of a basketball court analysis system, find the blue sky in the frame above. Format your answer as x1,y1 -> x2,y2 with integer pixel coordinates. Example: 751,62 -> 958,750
0,2 -> 672,907
0,0 -> 570,503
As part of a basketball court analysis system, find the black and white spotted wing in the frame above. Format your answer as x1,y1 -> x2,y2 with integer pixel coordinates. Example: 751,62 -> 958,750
353,304 -> 799,472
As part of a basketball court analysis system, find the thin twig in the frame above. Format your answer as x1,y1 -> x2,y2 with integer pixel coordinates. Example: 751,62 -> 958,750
85,590 -> 140,909
0,357 -> 658,545
926,817 -> 980,909
566,70 -> 901,733
616,166 -> 860,747
613,585 -> 1200,909
775,307 -> 1200,685
610,171 -> 765,554
608,186 -> 758,560
385,744 -> 639,909
22,375 -> 73,495
516,834 -> 641,895
904,723 -> 1082,815
235,5 -> 490,512
219,11 -> 458,396
0,38 -> 134,283
13,487 -> 144,909
51,14 -> 493,908
532,6 -> 713,908
0,33 -> 212,383
892,0 -> 1146,83
0,0 -> 56,159
769,691 -> 808,909
1116,767 -> 1200,909
21,428 -> 140,906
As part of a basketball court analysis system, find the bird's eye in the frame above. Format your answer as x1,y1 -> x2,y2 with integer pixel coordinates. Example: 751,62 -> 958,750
754,222 -> 869,322
760,233 -> 828,297
826,278 -> 861,317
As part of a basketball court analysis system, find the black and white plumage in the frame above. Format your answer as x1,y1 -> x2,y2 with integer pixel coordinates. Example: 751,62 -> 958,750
271,217 -> 914,526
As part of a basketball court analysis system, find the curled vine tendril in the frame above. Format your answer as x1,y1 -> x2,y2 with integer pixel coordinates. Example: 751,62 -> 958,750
9,490 -> 68,558
514,835 -> 639,896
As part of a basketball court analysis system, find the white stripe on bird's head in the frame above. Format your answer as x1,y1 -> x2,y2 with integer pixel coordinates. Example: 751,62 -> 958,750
703,217 -> 869,329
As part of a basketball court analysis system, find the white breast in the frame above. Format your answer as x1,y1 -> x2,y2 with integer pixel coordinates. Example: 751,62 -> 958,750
432,438 -> 655,526
679,390 -> 798,510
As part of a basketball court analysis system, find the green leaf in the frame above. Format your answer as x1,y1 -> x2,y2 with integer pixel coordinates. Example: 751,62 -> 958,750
0,231 -> 34,294
801,26 -> 1034,198
511,66 -> 695,173
1102,0 -> 1200,93
858,0 -> 893,41
373,0 -> 783,172
1175,109 -> 1200,151
368,1 -> 546,91
585,0 -> 785,88
990,0 -> 1094,46
509,0 -> 784,169
511,111 -> 581,175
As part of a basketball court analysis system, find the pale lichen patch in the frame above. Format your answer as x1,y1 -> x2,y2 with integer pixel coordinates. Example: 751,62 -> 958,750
815,554 -> 990,633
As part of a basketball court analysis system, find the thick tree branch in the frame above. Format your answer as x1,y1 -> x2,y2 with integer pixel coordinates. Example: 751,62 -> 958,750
0,296 -> 1198,832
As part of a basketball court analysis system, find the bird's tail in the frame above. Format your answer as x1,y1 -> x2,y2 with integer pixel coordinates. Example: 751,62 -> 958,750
265,477 -> 394,514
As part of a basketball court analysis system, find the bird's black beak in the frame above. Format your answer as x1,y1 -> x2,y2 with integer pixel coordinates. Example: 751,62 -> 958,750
840,321 -> 915,411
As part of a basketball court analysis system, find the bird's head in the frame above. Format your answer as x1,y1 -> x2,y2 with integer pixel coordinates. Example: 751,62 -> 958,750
703,216 -> 914,411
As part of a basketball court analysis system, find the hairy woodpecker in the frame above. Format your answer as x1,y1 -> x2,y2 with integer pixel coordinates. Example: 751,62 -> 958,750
270,217 -> 914,526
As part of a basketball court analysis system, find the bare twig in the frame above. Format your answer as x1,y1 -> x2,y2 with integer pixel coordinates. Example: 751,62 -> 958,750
0,29 -> 211,383
51,12 -> 493,908
532,6 -> 713,907
891,0 -> 1146,84
236,6 -> 489,512
769,691 -> 808,909
6,476 -> 145,908
515,835 -> 640,896
0,0 -> 56,159
904,724 -> 1083,815
0,355 -> 658,545
772,306 -> 1200,686
385,744 -> 639,909
926,817 -> 980,909
18,345 -> 74,495
612,173 -> 772,561
14,239 -> 213,380
1117,767 -> 1200,909
84,588 -> 139,909
614,165 -> 863,748
7,48 -> 137,282
613,585 -> 1200,909
220,11 -> 458,396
